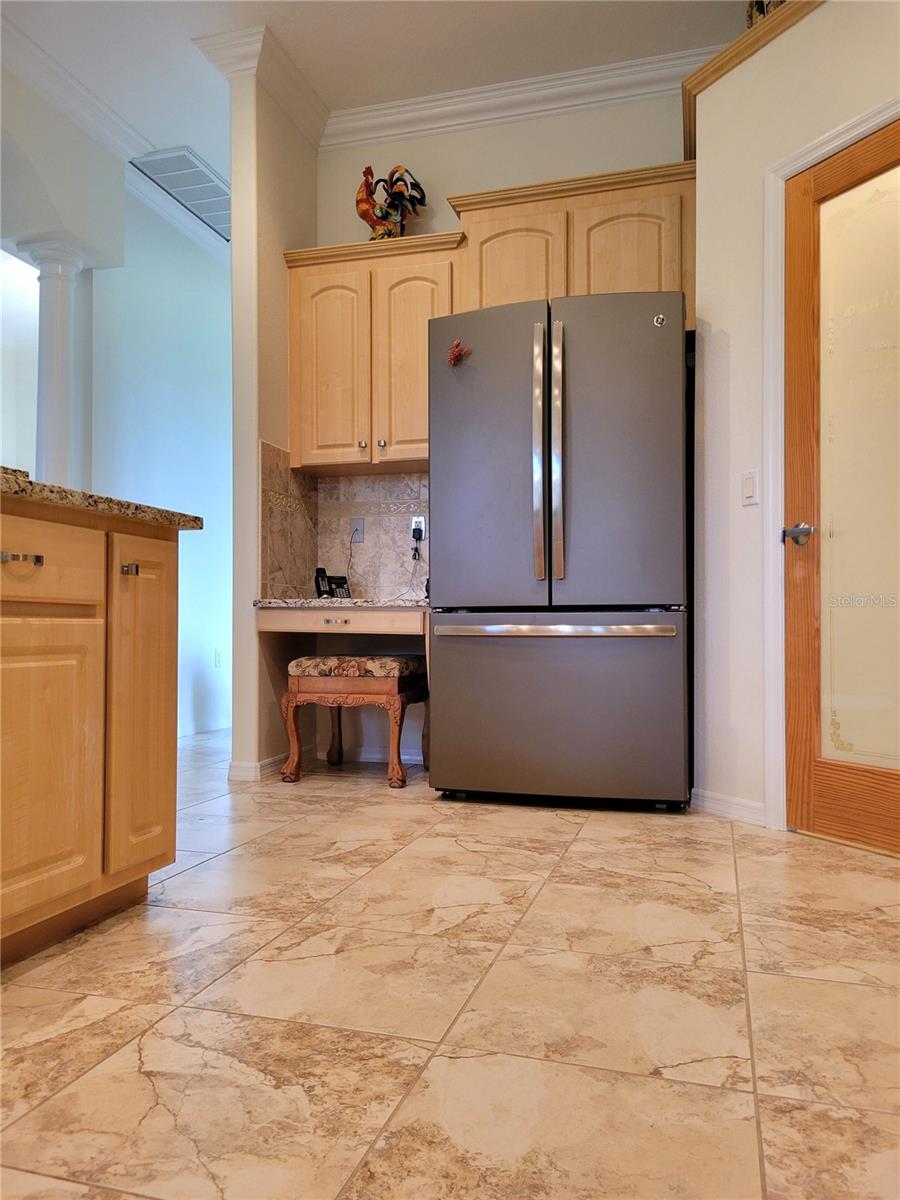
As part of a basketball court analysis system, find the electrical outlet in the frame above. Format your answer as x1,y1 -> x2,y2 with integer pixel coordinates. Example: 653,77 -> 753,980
214,649 -> 223,669
350,517 -> 365,543
411,515 -> 427,539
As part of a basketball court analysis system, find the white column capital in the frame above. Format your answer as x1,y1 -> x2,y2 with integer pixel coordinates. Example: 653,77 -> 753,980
16,236 -> 91,277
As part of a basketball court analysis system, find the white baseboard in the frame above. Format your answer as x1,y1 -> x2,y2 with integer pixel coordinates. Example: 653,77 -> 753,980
692,788 -> 765,827
228,744 -> 316,782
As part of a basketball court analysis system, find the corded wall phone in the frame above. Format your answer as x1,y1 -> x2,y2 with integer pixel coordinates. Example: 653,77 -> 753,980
314,567 -> 352,599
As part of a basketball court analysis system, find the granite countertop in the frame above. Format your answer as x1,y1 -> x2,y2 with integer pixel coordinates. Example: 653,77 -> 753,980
1,468 -> 203,530
255,597 -> 428,609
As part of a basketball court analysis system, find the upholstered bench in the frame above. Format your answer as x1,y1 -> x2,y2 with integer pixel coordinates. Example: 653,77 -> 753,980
281,654 -> 429,788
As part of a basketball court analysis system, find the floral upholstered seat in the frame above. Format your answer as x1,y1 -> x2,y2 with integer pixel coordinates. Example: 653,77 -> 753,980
287,654 -> 426,679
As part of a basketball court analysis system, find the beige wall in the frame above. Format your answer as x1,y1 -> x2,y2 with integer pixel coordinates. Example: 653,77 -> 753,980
0,71 -> 123,267
693,0 -> 900,821
316,93 -> 683,245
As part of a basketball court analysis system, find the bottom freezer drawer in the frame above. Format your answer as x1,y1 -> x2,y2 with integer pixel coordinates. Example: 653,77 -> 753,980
429,611 -> 688,802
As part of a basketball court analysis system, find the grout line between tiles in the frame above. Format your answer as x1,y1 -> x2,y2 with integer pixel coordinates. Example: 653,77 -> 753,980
0,1164 -> 164,1200
732,820 -> 769,1200
332,816 -> 586,1200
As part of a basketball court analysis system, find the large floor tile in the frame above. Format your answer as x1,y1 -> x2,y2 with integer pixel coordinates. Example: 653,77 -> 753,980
148,821 -> 414,920
577,808 -> 733,846
430,803 -> 587,844
1,985 -> 169,1127
174,796 -> 296,852
553,837 -> 738,901
341,1049 -> 762,1200
749,973 -> 900,1113
148,851 -> 216,885
305,863 -> 541,941
0,1168 -> 147,1199
742,907 -> 899,988
1,1007 -> 430,1200
448,945 -> 751,1090
759,1095 -> 900,1200
510,880 -> 743,968
3,906 -> 285,1005
386,831 -> 565,881
191,923 -> 498,1041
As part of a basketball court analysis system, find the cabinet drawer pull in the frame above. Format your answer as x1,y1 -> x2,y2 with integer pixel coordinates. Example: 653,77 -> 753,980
377,439 -> 387,448
358,440 -> 368,449
121,562 -> 140,576
323,617 -> 351,625
1,551 -> 44,566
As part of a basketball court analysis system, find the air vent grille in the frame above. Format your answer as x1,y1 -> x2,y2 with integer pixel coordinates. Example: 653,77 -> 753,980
130,147 -> 230,241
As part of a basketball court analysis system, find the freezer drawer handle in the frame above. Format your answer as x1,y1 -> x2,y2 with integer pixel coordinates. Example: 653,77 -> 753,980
433,623 -> 677,638
532,323 -> 546,581
550,321 -> 565,580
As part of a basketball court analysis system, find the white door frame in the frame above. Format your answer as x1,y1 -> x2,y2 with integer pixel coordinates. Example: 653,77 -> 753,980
760,97 -> 900,830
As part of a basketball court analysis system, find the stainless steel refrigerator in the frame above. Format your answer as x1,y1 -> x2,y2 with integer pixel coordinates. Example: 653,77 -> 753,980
428,291 -> 690,807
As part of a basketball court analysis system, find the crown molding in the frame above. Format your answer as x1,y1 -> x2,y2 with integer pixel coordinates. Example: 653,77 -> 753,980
319,44 -> 725,151
194,25 -> 329,150
284,230 -> 464,268
682,1 -> 825,157
125,164 -> 231,266
448,160 -> 695,214
1,13 -> 154,161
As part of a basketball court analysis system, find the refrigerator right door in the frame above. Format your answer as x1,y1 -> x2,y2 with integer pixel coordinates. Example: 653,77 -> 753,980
549,292 -> 685,606
429,610 -> 688,802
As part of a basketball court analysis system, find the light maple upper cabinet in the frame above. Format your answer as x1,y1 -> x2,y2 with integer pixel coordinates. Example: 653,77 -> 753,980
105,532 -> 178,875
286,233 -> 462,472
294,267 -> 371,469
372,258 -> 452,464
571,193 -> 683,297
449,161 -> 696,327
457,211 -> 567,311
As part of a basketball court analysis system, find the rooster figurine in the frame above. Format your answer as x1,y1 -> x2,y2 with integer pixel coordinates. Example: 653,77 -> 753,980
356,165 -> 427,240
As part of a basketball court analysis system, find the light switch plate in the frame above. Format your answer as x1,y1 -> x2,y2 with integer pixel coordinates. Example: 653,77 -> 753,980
741,469 -> 760,507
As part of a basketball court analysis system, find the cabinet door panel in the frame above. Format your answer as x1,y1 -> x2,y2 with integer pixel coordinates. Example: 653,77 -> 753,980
372,259 -> 451,464
1,618 -> 105,917
571,195 -> 681,297
460,212 -> 566,310
296,269 -> 371,467
105,533 -> 177,875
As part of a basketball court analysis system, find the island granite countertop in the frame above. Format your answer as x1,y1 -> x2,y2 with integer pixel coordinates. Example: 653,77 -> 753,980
1,468 -> 203,530
254,597 -> 428,609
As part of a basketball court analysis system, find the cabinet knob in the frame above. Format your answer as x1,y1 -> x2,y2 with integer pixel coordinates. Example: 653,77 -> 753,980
0,551 -> 44,566
121,562 -> 140,576
358,440 -> 368,449
377,439 -> 387,448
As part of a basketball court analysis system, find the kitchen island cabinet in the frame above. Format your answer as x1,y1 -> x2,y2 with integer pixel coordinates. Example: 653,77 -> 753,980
0,471 -> 200,960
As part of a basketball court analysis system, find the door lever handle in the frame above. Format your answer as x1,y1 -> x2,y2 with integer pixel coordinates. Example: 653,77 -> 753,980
782,522 -> 817,546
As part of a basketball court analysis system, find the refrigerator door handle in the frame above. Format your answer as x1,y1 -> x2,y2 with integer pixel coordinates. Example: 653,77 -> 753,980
551,320 -> 565,579
433,623 -> 677,638
532,323 -> 546,580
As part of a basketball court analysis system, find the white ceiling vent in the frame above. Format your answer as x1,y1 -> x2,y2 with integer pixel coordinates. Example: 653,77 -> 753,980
130,147 -> 230,241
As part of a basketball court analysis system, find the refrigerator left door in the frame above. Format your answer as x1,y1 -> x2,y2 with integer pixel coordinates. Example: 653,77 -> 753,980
428,301 -> 550,609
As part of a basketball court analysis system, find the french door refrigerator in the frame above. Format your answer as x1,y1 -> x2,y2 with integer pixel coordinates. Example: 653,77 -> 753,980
428,291 -> 689,805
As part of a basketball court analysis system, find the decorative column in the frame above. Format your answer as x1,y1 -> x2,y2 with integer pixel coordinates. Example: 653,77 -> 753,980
17,238 -> 86,487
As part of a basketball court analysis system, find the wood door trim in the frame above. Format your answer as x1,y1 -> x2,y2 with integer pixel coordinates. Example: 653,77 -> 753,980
784,120 -> 900,849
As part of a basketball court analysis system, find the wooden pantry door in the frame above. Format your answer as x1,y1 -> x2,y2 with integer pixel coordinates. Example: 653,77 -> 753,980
784,119 -> 900,853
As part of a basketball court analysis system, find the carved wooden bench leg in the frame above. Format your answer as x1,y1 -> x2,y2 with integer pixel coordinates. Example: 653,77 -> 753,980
327,705 -> 344,766
385,695 -> 408,788
281,693 -> 303,783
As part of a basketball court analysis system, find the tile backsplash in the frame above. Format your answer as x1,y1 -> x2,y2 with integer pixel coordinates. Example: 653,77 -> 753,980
260,442 -> 318,599
318,473 -> 429,602
259,442 -> 428,602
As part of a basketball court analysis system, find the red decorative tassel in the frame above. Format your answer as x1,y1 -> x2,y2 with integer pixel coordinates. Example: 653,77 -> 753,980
448,339 -> 471,367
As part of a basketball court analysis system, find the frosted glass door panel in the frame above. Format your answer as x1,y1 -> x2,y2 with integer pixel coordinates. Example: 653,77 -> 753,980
819,165 -> 900,769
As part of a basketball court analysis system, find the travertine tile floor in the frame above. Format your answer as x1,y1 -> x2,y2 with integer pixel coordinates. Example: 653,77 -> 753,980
2,728 -> 898,1199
